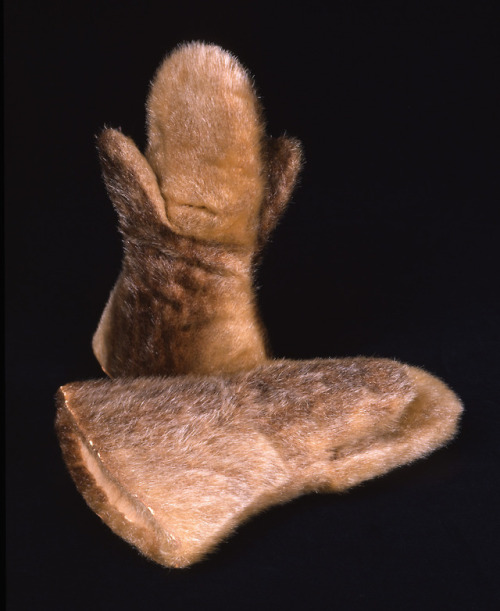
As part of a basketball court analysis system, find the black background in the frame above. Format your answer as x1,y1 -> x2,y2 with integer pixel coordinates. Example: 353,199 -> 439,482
5,1 -> 499,609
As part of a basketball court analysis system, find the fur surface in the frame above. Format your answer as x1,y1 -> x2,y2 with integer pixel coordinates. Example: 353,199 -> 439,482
56,358 -> 462,568
93,43 -> 302,376
58,42 -> 463,571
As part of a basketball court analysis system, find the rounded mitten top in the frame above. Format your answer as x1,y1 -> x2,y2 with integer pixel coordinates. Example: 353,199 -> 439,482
145,43 -> 265,246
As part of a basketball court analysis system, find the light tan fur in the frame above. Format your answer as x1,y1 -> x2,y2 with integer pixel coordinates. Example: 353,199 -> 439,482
146,43 -> 265,246
57,43 -> 463,570
92,43 -> 302,377
56,358 -> 462,568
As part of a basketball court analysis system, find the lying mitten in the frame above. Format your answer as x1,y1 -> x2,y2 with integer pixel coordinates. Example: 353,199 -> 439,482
93,43 -> 302,377
56,358 -> 462,568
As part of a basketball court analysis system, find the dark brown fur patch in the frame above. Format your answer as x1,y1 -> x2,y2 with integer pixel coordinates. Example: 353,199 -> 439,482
99,233 -> 269,376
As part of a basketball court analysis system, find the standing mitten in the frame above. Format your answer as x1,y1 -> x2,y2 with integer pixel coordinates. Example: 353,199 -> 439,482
93,43 -> 302,377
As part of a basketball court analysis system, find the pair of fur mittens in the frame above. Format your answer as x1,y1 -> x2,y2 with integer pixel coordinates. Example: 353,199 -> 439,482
56,42 -> 462,569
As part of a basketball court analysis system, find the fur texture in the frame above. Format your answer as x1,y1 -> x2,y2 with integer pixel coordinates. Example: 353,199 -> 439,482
56,358 -> 462,568
57,42 -> 463,570
93,43 -> 302,377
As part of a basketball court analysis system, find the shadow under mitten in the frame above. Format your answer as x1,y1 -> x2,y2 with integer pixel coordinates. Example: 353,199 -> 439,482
56,358 -> 462,568
93,43 -> 302,377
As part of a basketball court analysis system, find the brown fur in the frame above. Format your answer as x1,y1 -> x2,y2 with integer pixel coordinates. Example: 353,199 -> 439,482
55,358 -> 462,568
57,43 -> 463,570
93,43 -> 302,377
